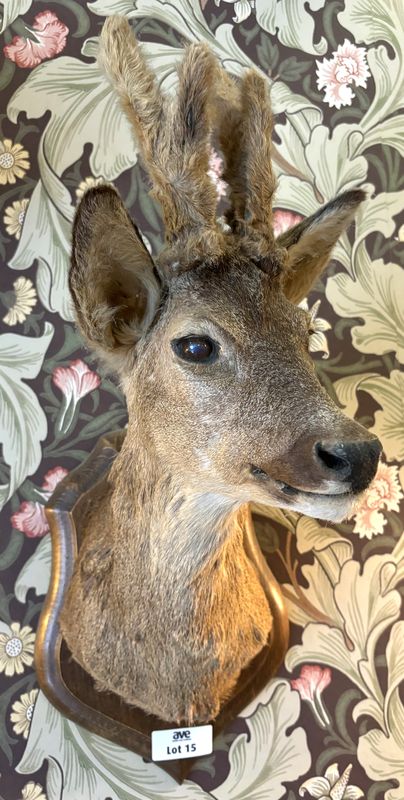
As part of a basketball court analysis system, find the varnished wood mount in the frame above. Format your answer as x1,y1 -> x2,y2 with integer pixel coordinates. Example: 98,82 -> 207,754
35,431 -> 289,784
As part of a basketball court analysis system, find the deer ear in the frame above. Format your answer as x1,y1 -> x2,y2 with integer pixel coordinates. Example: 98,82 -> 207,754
278,189 -> 366,304
70,185 -> 160,370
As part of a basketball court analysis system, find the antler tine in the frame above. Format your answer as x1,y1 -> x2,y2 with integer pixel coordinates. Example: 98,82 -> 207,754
99,16 -> 224,272
98,16 -> 162,163
241,72 -> 277,252
215,68 -> 279,259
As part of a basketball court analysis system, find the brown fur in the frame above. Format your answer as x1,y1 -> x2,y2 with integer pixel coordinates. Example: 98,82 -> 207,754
61,17 -> 380,724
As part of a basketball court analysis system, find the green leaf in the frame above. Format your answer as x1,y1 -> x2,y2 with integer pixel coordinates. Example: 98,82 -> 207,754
8,181 -> 74,321
362,115 -> 404,159
0,323 -> 54,510
15,534 -> 52,603
357,622 -> 404,799
77,408 -> 127,440
338,1 -> 404,142
18,692 -> 210,800
255,0 -> 327,55
333,370 -> 404,462
214,680 -> 310,799
256,33 -> 279,73
352,190 -> 404,269
0,0 -> 32,33
6,46 -> 141,319
273,120 -> 367,215
277,56 -> 312,83
286,551 -> 402,730
304,124 -> 367,201
7,52 -> 138,186
326,246 -> 404,364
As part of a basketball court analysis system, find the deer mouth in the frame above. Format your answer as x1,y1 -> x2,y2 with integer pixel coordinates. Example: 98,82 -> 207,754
250,466 -> 352,499
280,482 -> 352,500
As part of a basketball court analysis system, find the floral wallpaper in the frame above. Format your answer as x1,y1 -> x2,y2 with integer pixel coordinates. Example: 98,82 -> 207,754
0,1 -> 403,799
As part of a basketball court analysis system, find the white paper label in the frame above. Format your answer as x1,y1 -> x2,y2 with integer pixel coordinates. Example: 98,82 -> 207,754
151,724 -> 213,761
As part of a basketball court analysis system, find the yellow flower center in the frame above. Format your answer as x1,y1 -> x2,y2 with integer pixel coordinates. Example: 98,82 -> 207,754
5,636 -> 23,657
0,152 -> 15,170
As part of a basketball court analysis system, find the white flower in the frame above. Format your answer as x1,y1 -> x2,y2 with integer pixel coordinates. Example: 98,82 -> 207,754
0,622 -> 35,676
10,688 -> 38,738
3,198 -> 29,239
352,462 -> 403,538
0,138 -> 30,184
299,762 -> 364,799
316,40 -> 370,109
20,782 -> 47,800
299,298 -> 332,358
2,277 -> 37,326
214,0 -> 254,24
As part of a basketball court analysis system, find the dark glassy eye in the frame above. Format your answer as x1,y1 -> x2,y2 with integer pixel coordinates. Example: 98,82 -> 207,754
172,336 -> 218,364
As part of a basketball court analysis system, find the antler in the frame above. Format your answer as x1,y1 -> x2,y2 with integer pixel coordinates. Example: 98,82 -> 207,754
99,16 -> 224,273
214,68 -> 280,261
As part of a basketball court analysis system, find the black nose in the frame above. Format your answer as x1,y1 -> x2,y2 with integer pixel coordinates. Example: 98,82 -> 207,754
315,438 -> 382,493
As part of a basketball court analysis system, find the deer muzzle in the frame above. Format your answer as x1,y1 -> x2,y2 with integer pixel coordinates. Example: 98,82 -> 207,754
252,428 -> 382,499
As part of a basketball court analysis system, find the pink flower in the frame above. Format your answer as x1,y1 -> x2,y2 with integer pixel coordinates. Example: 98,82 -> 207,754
41,466 -> 68,497
292,664 -> 331,701
3,11 -> 69,69
273,209 -> 303,238
352,462 -> 402,539
208,150 -> 227,200
11,466 -> 68,538
52,359 -> 101,434
11,502 -> 48,538
316,39 -> 370,109
53,359 -> 100,402
291,665 -> 331,726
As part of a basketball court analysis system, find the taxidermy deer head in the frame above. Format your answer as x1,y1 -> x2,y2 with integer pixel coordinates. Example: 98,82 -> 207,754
61,16 -> 381,724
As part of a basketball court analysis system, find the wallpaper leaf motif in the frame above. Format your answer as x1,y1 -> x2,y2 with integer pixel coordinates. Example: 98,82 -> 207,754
334,372 -> 404,462
0,323 -> 54,509
357,621 -> 404,800
0,0 -> 32,33
351,191 -> 404,269
14,534 -> 51,603
339,0 -> 404,141
8,181 -> 74,320
254,0 -> 327,56
7,54 -> 136,185
213,681 -> 310,799
19,691 -> 210,800
285,541 -> 404,730
327,243 -> 404,363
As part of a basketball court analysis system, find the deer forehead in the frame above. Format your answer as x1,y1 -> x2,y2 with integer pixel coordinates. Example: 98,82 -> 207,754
157,260 -> 309,344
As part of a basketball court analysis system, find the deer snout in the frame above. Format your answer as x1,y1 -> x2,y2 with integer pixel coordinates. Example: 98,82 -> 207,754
255,429 -> 382,498
315,437 -> 382,494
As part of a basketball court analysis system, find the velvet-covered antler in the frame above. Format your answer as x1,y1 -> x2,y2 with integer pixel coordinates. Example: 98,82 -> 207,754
214,67 -> 280,260
99,16 -> 225,273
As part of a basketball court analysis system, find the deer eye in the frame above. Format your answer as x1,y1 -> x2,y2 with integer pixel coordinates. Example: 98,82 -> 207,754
172,336 -> 218,364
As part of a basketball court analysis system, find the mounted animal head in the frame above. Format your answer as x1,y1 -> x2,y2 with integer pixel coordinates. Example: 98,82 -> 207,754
69,16 -> 381,523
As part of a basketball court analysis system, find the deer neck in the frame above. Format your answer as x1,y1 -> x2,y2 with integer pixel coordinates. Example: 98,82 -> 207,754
108,426 -> 242,583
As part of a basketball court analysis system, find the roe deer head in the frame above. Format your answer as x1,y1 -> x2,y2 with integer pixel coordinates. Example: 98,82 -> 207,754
60,16 -> 381,724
